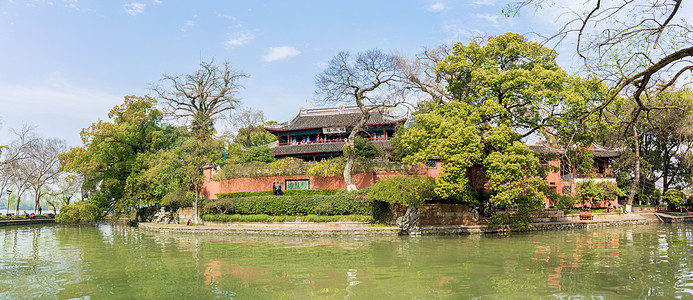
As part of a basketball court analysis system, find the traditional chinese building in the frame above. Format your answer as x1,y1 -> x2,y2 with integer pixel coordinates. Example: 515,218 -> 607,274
530,144 -> 622,207
264,106 -> 407,161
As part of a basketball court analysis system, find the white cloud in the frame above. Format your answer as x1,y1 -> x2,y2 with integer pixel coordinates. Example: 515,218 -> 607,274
472,0 -> 495,6
441,21 -> 486,42
475,13 -> 499,25
427,2 -> 445,12
224,31 -> 255,49
181,19 -> 195,32
215,12 -> 237,21
124,2 -> 145,16
262,46 -> 301,62
153,0 -> 163,4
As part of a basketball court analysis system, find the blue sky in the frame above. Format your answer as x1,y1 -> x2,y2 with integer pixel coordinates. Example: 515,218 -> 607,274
1,0 -> 586,146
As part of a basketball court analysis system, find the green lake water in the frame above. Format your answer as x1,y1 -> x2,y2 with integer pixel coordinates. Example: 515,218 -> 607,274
2,223 -> 693,299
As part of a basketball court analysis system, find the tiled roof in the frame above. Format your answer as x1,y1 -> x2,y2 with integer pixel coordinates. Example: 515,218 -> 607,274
265,106 -> 406,132
270,140 -> 394,156
529,144 -> 622,158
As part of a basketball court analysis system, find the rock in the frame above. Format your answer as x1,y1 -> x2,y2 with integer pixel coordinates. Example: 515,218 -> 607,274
398,206 -> 420,235
136,206 -> 178,224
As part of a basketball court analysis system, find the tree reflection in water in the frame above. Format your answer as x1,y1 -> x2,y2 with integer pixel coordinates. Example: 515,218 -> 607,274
0,223 -> 692,298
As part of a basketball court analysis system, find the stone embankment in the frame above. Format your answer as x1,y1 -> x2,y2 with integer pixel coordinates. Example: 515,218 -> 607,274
140,211 -> 671,236
139,221 -> 401,236
0,218 -> 55,226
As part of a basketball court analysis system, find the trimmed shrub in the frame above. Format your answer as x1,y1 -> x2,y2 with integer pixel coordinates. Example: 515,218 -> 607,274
367,175 -> 436,207
202,214 -> 373,223
215,189 -> 339,199
203,193 -> 376,216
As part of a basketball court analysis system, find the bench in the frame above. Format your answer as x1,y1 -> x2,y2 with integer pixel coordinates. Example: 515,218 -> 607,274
579,212 -> 593,220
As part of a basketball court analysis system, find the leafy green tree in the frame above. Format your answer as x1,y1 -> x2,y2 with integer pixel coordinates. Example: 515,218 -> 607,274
368,176 -> 436,208
354,136 -> 381,159
575,181 -> 624,208
241,146 -> 275,163
60,96 -> 169,216
397,33 -> 598,210
663,189 -> 685,210
55,200 -> 103,223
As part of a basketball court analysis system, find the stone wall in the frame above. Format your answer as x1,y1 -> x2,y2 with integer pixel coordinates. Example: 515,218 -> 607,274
532,208 -> 566,222
177,207 -> 195,224
391,204 -> 478,226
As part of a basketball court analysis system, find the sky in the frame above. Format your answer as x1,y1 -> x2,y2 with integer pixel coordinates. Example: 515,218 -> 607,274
0,0 -> 594,147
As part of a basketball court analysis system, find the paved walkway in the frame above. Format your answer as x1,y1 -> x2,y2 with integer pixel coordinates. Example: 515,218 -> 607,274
0,218 -> 55,226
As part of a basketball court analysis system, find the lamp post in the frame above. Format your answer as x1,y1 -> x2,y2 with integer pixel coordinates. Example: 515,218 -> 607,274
223,144 -> 228,167
6,190 -> 11,215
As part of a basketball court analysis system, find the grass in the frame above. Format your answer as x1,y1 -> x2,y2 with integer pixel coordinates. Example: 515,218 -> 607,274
565,208 -> 608,214
203,214 -> 374,223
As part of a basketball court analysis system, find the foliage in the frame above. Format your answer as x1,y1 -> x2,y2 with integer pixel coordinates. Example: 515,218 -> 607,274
306,156 -> 372,177
507,0 -> 692,120
202,214 -> 373,223
556,195 -> 577,213
354,136 -> 381,159
216,189 -> 338,199
396,33 -> 605,209
575,181 -> 625,207
60,96 -> 169,215
241,146 -> 275,163
159,189 -> 196,209
202,193 -> 377,216
214,158 -> 309,179
663,189 -> 685,209
395,101 -> 481,202
367,176 -> 436,208
60,96 -> 222,218
229,107 -> 276,147
488,196 -> 543,231
55,200 -> 103,223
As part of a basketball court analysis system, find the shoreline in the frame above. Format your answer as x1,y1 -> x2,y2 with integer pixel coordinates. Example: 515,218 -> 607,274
0,218 -> 56,226
139,212 -> 668,236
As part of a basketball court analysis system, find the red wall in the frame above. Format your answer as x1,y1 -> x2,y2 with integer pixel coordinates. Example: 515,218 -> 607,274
201,169 -> 399,199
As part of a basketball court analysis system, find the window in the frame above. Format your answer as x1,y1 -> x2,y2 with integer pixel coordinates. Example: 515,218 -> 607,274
562,186 -> 571,195
560,159 -> 572,181
426,159 -> 437,169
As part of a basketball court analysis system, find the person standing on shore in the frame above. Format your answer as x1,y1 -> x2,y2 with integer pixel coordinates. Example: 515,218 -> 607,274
272,182 -> 277,195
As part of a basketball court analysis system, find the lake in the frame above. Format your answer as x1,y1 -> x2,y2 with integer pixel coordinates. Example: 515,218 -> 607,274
1,223 -> 692,299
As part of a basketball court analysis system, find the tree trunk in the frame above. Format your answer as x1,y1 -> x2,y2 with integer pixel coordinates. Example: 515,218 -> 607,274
627,127 -> 640,210
194,185 -> 200,224
343,106 -> 370,192
344,132 -> 358,192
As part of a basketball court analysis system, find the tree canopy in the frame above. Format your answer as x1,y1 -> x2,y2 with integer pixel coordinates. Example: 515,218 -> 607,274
397,33 -> 602,207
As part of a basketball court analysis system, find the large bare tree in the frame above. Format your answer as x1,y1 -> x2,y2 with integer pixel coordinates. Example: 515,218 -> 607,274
24,137 -> 66,212
315,49 -> 405,191
395,44 -> 454,104
152,60 -> 248,140
229,106 -> 267,148
507,0 -> 692,125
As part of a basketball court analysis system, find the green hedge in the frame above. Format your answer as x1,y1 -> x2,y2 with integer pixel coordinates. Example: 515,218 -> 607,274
203,193 -> 376,216
203,214 -> 373,223
215,189 -> 339,199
